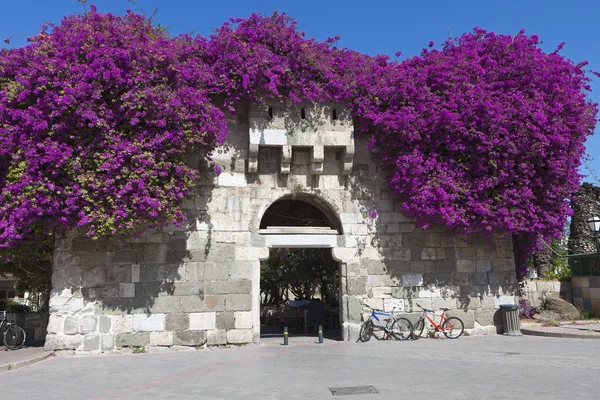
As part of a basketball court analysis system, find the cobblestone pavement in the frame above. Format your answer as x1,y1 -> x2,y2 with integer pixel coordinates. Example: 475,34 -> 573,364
4,336 -> 598,399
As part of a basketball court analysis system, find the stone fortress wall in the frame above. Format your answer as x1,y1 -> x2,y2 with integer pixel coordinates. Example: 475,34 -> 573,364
45,101 -> 517,353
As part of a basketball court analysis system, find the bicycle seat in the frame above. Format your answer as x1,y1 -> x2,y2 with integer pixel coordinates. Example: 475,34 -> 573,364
439,308 -> 450,311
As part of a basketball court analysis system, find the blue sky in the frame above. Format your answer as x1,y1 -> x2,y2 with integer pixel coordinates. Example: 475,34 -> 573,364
1,0 -> 599,183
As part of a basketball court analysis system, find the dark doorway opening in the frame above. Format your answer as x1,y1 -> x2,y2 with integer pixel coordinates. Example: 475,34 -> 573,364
260,248 -> 342,340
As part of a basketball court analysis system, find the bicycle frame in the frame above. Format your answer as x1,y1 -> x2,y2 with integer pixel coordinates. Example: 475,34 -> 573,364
421,310 -> 450,331
368,310 -> 396,331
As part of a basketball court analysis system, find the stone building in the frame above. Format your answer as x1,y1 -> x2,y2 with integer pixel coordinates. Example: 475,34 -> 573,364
45,102 -> 517,353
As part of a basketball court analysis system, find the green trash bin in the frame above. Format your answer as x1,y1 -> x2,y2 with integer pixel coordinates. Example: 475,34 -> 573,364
499,304 -> 522,336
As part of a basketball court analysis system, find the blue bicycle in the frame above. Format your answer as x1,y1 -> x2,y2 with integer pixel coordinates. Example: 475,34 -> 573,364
358,304 -> 413,342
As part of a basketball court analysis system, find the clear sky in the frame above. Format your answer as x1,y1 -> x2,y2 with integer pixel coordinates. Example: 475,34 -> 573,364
1,0 -> 599,184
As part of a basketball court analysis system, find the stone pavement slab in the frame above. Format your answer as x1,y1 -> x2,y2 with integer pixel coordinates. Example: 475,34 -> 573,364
521,320 -> 600,339
0,347 -> 51,372
2,336 -> 600,399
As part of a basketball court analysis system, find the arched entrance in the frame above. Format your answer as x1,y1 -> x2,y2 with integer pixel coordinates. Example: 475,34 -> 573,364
258,193 -> 344,341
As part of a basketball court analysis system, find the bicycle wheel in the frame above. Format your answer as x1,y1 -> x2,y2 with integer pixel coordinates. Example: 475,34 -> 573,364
358,319 -> 374,342
389,317 -> 413,341
441,317 -> 464,339
412,319 -> 425,340
4,325 -> 26,350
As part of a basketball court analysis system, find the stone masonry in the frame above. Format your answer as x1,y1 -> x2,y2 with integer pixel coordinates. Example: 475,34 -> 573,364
46,101 -> 518,353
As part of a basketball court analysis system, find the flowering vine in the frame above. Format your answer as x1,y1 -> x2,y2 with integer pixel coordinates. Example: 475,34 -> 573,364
0,8 -> 597,279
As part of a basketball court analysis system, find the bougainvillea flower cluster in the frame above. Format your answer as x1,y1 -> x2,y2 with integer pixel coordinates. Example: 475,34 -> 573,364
0,8 -> 597,278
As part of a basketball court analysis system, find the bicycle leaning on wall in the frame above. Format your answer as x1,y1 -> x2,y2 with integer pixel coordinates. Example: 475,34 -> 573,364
1,310 -> 26,350
411,303 -> 464,339
358,303 -> 414,342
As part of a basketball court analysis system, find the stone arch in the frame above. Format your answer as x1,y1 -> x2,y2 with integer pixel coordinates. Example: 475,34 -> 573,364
252,191 -> 345,234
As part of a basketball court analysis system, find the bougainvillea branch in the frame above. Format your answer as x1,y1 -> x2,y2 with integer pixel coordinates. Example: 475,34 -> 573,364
0,9 -> 597,280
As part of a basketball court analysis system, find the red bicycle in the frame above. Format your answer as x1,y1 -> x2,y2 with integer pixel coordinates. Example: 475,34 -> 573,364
411,303 -> 464,339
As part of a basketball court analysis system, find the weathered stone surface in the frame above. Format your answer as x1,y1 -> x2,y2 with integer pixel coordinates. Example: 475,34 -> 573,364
79,315 -> 98,333
225,294 -> 252,311
474,309 -> 497,326
235,311 -> 253,329
347,277 -> 367,295
83,334 -> 100,351
133,314 -> 165,332
538,297 -> 580,321
115,333 -> 150,347
46,315 -> 63,334
64,316 -> 78,335
44,334 -> 83,351
207,329 -> 228,345
206,280 -> 252,295
189,312 -> 217,330
226,329 -> 253,344
165,313 -> 189,331
101,334 -> 114,351
150,332 -> 174,346
173,331 -> 206,346
445,309 -> 475,329
119,283 -> 135,298
216,311 -> 235,329
111,315 -> 134,333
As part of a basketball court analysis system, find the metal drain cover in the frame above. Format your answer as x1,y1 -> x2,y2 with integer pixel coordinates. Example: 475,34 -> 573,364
330,386 -> 379,396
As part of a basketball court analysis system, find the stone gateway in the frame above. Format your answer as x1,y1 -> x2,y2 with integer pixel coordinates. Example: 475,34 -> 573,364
45,101 -> 517,352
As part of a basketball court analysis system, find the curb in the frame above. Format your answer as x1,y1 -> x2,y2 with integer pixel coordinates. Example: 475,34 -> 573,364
0,352 -> 52,373
521,327 -> 600,340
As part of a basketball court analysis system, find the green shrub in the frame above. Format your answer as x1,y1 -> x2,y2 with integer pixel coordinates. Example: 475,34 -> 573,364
0,299 -> 31,313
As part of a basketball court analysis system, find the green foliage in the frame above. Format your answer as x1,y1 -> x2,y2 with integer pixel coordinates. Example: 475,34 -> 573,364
0,299 -> 30,312
543,240 -> 571,280
132,346 -> 146,353
260,248 -> 339,306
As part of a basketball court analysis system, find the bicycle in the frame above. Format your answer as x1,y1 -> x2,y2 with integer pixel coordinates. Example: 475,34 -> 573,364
358,304 -> 413,342
411,303 -> 464,339
1,310 -> 26,350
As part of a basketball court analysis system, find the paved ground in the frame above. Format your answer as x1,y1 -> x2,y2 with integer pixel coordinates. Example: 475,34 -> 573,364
521,320 -> 600,339
3,335 -> 599,399
0,346 -> 49,372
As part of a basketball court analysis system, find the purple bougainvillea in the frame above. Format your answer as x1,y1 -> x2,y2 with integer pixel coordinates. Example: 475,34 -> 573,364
0,9 -> 597,279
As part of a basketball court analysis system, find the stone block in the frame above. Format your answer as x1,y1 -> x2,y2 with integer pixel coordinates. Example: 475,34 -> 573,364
456,296 -> 481,310
147,296 -> 184,313
456,248 -> 477,260
115,332 -> 150,347
173,331 -> 206,346
112,251 -> 137,264
476,260 -> 492,272
98,316 -> 111,333
82,267 -> 107,288
143,244 -> 167,263
205,245 -> 236,262
225,294 -> 252,311
101,334 -> 114,351
64,316 -> 78,335
207,329 -> 228,345
172,281 -> 204,296
372,287 -> 392,299
456,260 -> 476,272
383,298 -> 404,312
234,247 -> 269,261
190,312 -> 217,330
217,311 -> 235,329
44,334 -> 83,351
203,262 -> 229,280
119,283 -> 136,298
235,311 -> 254,329
165,313 -> 190,331
139,264 -> 158,282
229,261 -> 255,280
111,315 -> 134,333
432,298 -> 456,310
83,334 -> 100,351
362,298 -> 383,310
435,260 -> 455,272
421,248 -> 437,260
392,286 -> 419,299
418,287 -> 441,298
491,259 -> 515,271
131,264 -> 140,283
402,274 -> 423,287
445,309 -> 475,329
476,247 -> 496,259
79,251 -> 110,266
347,296 -> 362,323
493,295 -> 515,308
47,315 -> 63,334
227,329 -> 253,344
347,277 -> 367,295
364,259 -> 386,275
106,265 -> 131,283
150,332 -> 174,347
133,314 -> 165,332
206,280 -> 252,295
474,309 -> 497,326
79,315 -> 98,333
469,272 -> 489,286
